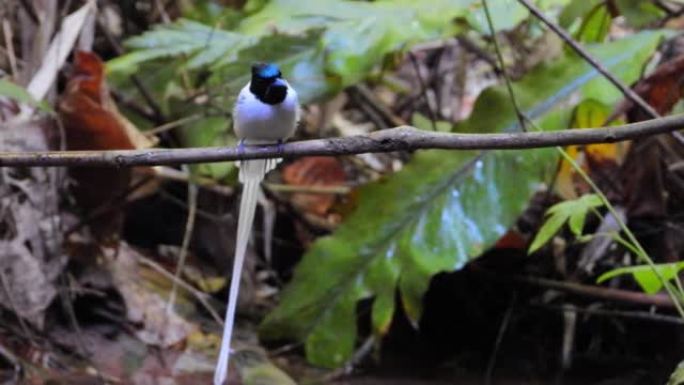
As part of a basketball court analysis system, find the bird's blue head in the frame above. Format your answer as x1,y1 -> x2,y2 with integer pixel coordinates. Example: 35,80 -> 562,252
250,62 -> 288,105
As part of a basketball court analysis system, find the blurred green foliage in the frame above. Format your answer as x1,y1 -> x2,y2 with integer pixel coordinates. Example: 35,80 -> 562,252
106,0 -> 670,369
261,31 -> 665,368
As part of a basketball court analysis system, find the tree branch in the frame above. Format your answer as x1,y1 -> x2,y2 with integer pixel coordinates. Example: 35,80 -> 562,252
1,114 -> 683,167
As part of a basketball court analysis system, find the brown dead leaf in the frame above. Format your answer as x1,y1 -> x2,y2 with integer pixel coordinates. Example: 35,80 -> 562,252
611,54 -> 684,122
0,119 -> 66,328
617,53 -> 684,262
107,242 -> 197,347
58,51 -> 156,242
0,240 -> 58,329
281,157 -> 347,216
59,51 -> 155,150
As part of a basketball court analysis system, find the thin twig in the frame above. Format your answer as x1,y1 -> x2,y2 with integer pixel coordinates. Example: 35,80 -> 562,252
17,0 -> 39,24
324,335 -> 375,381
60,274 -> 105,385
95,16 -> 165,124
408,52 -> 438,130
0,343 -> 20,381
352,84 -> 406,127
166,166 -> 198,315
517,0 -> 660,119
138,254 -> 224,326
146,114 -> 204,136
531,303 -> 684,325
264,183 -> 351,195
153,166 -> 233,196
2,19 -> 18,78
474,266 -> 677,308
483,0 -> 527,132
1,114 -> 683,167
485,293 -> 516,385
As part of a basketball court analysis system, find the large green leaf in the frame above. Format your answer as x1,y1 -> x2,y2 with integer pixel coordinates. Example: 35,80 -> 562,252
615,0 -> 665,28
260,31 -> 665,368
466,0 -> 528,33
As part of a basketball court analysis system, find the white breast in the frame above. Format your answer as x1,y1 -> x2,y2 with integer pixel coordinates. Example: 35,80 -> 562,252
233,81 -> 299,144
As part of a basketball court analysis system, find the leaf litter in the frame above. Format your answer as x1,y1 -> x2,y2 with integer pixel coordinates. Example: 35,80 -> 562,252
3,1 -> 684,385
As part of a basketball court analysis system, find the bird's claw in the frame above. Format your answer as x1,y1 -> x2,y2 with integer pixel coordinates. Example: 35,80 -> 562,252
237,139 -> 246,155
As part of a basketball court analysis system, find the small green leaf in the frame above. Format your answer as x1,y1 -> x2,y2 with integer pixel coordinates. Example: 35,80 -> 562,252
597,262 -> 684,295
0,79 -> 52,112
529,210 -> 568,254
176,114 -> 236,180
529,194 -> 603,253
567,208 -> 588,236
107,19 -> 252,74
667,360 -> 684,385
572,98 -> 611,128
575,4 -> 612,43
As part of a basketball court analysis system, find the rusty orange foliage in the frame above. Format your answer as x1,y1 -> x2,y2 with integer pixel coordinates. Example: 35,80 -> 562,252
58,51 -> 152,241
282,156 -> 347,216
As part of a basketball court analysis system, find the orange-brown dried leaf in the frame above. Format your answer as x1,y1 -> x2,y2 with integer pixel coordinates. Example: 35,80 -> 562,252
613,54 -> 684,121
282,156 -> 347,216
556,100 -> 626,199
58,51 -> 154,241
59,51 -> 154,150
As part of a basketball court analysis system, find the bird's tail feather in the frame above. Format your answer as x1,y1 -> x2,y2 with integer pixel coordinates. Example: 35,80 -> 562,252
214,158 -> 279,385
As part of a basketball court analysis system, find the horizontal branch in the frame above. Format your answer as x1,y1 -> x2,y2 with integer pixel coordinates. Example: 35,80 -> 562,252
2,114 -> 684,167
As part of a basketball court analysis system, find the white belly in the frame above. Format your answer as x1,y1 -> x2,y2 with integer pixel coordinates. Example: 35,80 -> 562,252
233,82 -> 299,143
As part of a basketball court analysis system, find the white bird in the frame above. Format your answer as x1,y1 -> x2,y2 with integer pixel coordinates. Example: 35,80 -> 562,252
214,63 -> 299,385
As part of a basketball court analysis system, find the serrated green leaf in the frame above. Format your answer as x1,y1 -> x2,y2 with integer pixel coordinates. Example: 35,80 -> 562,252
597,262 -> 684,295
107,19 -> 252,74
261,31 -> 664,368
